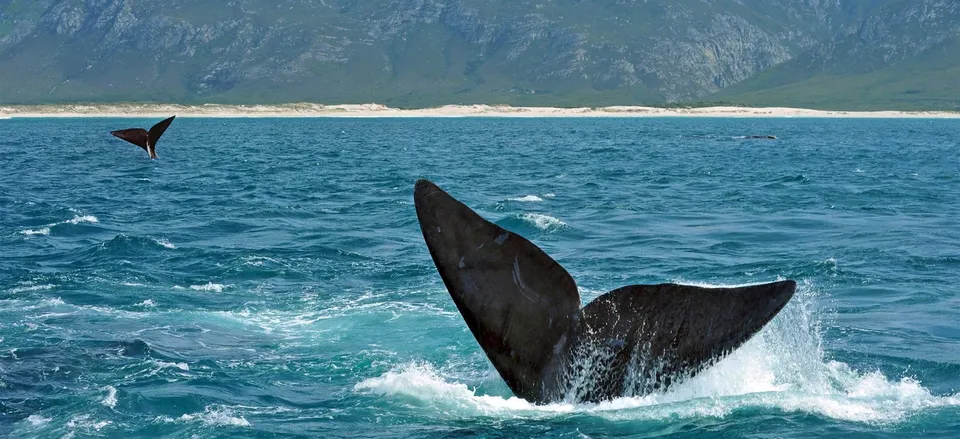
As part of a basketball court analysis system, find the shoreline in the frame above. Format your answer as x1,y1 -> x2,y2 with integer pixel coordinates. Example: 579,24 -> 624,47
2,103 -> 960,118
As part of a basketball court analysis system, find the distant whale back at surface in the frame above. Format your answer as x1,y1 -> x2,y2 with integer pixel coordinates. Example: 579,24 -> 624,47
110,116 -> 176,159
413,179 -> 796,403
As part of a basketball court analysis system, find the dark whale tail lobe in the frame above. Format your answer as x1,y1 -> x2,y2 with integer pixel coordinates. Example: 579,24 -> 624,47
110,115 -> 176,159
413,179 -> 796,404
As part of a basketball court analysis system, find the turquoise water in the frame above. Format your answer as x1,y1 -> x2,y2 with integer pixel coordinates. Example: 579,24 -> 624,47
1,117 -> 958,438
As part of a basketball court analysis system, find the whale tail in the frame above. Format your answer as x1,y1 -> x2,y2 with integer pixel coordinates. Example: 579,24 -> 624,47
110,115 -> 175,159
413,179 -> 795,403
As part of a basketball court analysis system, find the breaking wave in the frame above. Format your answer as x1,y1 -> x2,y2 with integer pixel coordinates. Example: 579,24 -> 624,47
355,282 -> 960,424
518,213 -> 567,231
508,195 -> 544,202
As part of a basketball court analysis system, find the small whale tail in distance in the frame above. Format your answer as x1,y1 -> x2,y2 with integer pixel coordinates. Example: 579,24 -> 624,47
110,115 -> 176,159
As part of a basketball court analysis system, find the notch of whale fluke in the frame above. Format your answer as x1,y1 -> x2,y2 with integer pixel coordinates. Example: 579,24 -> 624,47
413,179 -> 795,404
110,115 -> 176,159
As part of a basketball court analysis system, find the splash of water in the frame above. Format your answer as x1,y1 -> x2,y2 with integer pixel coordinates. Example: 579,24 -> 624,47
355,281 -> 960,424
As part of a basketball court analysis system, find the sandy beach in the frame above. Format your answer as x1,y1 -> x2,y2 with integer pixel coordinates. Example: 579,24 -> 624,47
1,103 -> 959,118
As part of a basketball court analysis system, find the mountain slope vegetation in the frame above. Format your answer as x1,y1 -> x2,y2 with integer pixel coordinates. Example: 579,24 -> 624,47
0,0 -> 957,109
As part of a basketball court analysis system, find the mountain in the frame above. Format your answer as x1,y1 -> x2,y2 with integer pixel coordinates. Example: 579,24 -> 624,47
0,0 -> 958,109
716,0 -> 960,110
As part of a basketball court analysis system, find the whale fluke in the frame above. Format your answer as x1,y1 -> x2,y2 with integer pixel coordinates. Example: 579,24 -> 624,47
414,179 -> 795,404
110,116 -> 176,159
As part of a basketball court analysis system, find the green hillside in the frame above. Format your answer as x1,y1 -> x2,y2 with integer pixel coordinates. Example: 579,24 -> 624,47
1,0 -> 958,109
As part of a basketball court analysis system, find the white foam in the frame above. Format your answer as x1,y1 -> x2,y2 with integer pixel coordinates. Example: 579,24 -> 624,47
101,386 -> 117,408
136,299 -> 156,307
509,195 -> 544,202
190,283 -> 227,293
158,406 -> 251,427
18,213 -> 98,237
66,415 -> 111,431
355,363 -> 560,415
153,360 -> 190,371
67,215 -> 98,225
354,283 -> 960,424
153,238 -> 176,249
26,414 -> 50,426
7,284 -> 56,293
519,213 -> 566,231
243,255 -> 281,267
212,290 -> 457,335
544,193 -> 556,198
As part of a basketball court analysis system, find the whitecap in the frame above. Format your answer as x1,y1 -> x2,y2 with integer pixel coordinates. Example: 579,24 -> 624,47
18,213 -> 98,237
543,193 -> 556,198
26,414 -> 51,426
101,386 -> 117,408
508,195 -> 544,202
66,215 -> 98,225
519,213 -> 566,231
136,299 -> 156,307
7,284 -> 56,293
66,415 -> 111,431
243,255 -> 280,267
190,283 -> 227,293
158,406 -> 251,427
153,360 -> 190,371
153,238 -> 176,249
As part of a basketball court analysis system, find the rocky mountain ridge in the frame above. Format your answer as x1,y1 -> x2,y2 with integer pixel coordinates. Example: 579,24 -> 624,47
1,1 -> 957,108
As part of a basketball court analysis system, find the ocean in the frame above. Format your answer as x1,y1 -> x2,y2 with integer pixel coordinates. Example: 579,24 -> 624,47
1,117 -> 958,438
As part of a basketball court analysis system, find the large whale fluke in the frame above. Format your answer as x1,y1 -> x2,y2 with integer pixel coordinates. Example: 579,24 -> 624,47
110,115 -> 176,159
413,179 -> 795,404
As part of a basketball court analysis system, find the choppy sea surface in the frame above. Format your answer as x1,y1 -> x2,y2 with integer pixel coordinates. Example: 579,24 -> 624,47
1,117 -> 958,438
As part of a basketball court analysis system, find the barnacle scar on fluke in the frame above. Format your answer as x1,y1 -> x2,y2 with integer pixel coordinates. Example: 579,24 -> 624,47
413,179 -> 795,404
110,115 -> 176,159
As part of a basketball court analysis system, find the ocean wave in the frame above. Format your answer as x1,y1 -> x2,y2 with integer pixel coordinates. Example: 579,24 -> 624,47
212,291 -> 457,335
153,238 -> 176,249
97,234 -> 178,252
26,414 -> 51,426
519,213 -> 567,231
19,227 -> 50,236
190,282 -> 228,293
242,255 -> 282,267
7,283 -> 56,294
153,360 -> 190,371
101,385 -> 118,408
356,353 -> 959,425
354,282 -> 960,425
18,214 -> 100,237
66,215 -> 98,225
156,406 -> 251,427
65,414 -> 112,433
508,195 -> 544,202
